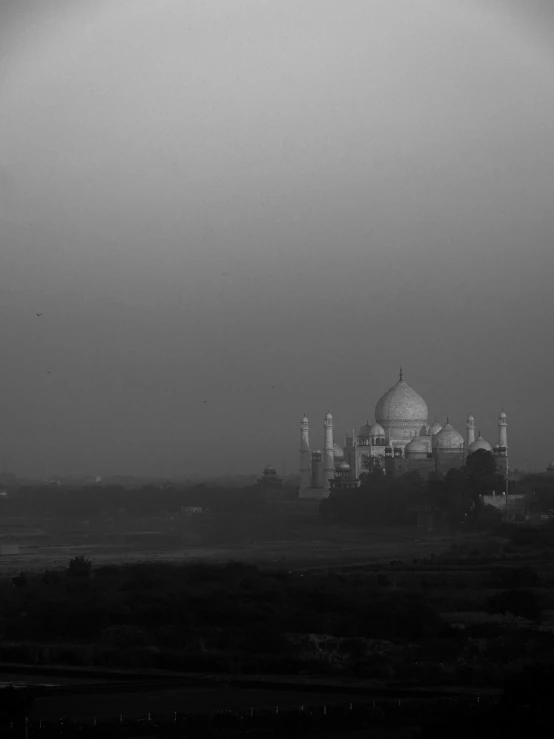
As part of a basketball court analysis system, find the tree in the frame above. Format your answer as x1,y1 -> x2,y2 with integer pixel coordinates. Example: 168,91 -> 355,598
68,555 -> 92,578
488,589 -> 542,622
465,449 -> 499,496
441,450 -> 502,530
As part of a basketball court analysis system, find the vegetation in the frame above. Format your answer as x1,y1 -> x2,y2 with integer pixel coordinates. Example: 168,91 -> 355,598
0,522 -> 554,688
0,483 -> 266,519
0,558 -> 454,676
321,450 -> 512,531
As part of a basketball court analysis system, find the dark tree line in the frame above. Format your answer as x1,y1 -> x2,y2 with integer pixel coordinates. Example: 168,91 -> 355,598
321,451 -> 508,531
0,483 -> 266,518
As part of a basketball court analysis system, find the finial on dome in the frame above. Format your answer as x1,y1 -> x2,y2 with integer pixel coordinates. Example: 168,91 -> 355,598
399,366 -> 403,381
446,416 -> 449,424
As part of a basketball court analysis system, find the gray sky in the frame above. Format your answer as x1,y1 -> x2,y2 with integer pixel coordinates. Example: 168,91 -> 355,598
1,0 -> 554,478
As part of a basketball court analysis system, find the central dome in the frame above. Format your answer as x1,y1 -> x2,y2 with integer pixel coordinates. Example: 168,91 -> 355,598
375,376 -> 428,426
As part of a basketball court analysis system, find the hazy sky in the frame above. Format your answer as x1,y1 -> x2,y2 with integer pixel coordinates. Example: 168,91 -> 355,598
1,0 -> 554,478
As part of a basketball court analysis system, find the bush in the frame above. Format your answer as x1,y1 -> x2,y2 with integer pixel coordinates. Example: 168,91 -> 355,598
487,589 -> 542,622
68,556 -> 92,578
489,566 -> 540,589
57,648 -> 85,667
41,569 -> 62,585
11,572 -> 28,588
99,625 -> 150,648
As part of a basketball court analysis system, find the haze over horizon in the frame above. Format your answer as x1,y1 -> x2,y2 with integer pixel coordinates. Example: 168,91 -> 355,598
2,0 -> 554,479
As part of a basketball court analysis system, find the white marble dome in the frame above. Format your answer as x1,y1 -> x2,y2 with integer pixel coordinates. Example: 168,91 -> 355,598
429,421 -> 443,436
404,437 -> 429,458
467,436 -> 493,454
375,378 -> 428,425
432,423 -> 465,450
369,423 -> 385,437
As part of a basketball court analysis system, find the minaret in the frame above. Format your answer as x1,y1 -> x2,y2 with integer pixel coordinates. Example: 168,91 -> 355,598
466,414 -> 475,446
299,415 -> 311,493
496,409 -> 509,485
323,411 -> 334,493
498,409 -> 508,449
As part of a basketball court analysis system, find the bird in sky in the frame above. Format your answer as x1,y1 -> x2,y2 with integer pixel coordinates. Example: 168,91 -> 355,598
271,385 -> 277,389
36,313 -> 42,316
203,400 -> 207,403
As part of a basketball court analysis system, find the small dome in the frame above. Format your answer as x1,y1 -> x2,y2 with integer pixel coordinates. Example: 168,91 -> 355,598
333,443 -> 344,460
467,436 -> 493,454
467,414 -> 475,422
369,423 -> 385,437
375,377 -> 428,425
325,411 -> 333,421
499,410 -> 507,419
429,421 -> 443,436
339,461 -> 351,471
432,423 -> 465,450
358,421 -> 372,437
264,465 -> 276,473
419,424 -> 430,436
301,415 -> 308,424
404,437 -> 429,456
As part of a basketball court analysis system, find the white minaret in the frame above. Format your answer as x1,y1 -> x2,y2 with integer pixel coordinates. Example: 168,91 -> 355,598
323,411 -> 334,493
299,415 -> 311,493
498,409 -> 508,449
466,414 -> 475,446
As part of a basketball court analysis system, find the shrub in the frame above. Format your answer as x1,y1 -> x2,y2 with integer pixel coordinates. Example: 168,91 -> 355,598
57,648 -> 85,667
487,589 -> 542,622
99,625 -> 150,648
339,637 -> 367,660
68,556 -> 92,578
41,569 -> 62,585
11,572 -> 28,588
490,565 -> 540,589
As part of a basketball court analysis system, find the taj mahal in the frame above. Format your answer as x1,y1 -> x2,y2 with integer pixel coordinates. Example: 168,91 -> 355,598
298,370 -> 508,499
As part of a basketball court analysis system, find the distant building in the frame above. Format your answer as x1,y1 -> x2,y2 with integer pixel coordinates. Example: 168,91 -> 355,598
299,370 -> 509,499
482,492 -> 527,522
256,464 -> 286,498
329,462 -> 360,491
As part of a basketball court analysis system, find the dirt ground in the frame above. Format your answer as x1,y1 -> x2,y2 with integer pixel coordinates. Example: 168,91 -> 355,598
0,526 -> 467,575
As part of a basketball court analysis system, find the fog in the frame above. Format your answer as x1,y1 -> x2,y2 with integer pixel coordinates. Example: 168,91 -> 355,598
1,0 -> 554,477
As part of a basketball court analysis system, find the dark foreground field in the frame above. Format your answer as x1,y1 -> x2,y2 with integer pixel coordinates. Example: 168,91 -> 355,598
2,519 -> 554,735
0,510 -> 457,575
